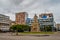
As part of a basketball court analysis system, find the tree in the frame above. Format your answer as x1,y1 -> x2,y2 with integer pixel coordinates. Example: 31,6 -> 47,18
10,24 -> 30,35
44,25 -> 52,32
10,24 -> 29,35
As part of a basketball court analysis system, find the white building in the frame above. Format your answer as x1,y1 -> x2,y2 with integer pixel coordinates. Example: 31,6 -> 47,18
0,14 -> 11,31
39,13 -> 56,31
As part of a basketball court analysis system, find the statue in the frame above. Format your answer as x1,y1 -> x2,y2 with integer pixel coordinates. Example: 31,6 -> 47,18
31,14 -> 40,32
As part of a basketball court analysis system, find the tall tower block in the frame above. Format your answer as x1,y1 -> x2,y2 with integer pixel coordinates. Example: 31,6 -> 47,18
15,12 -> 28,25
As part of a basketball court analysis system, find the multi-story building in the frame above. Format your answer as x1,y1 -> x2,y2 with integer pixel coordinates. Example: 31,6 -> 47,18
39,13 -> 55,31
0,14 -> 11,31
56,24 -> 60,31
26,18 -> 32,26
15,12 -> 28,25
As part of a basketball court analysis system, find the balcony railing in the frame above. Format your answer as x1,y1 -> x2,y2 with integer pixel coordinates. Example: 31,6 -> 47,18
40,22 -> 54,25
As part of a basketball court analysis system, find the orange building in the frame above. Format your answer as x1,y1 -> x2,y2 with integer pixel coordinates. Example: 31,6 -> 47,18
15,12 -> 28,25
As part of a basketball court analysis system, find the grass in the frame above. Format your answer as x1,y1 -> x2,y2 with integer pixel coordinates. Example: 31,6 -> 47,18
19,32 -> 54,34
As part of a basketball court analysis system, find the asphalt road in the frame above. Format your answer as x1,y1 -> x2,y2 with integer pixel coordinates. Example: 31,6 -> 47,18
0,32 -> 60,40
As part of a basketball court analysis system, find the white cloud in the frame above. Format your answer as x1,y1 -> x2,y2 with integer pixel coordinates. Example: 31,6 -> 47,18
0,0 -> 60,23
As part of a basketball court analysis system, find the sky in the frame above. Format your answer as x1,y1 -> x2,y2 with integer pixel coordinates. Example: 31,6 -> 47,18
0,0 -> 60,23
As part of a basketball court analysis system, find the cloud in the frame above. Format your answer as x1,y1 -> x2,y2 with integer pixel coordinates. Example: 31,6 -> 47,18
0,0 -> 60,23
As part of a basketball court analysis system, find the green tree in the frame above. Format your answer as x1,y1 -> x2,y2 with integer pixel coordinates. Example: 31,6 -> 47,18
10,24 -> 30,32
44,26 -> 52,32
10,24 -> 30,35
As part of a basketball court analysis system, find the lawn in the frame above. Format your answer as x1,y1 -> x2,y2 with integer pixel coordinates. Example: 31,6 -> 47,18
19,32 -> 54,34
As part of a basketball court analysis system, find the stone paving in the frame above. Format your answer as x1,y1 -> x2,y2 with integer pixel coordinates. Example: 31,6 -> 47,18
0,32 -> 60,40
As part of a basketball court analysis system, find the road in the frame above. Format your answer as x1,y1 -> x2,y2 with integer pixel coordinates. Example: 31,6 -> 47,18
0,32 -> 60,40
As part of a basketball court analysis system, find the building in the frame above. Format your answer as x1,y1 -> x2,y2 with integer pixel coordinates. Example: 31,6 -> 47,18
31,14 -> 40,32
0,14 -> 11,31
11,21 -> 16,25
39,13 -> 55,31
56,24 -> 60,31
26,18 -> 32,26
15,12 -> 28,25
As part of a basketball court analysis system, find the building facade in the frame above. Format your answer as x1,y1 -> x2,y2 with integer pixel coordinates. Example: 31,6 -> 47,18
39,13 -> 55,31
11,21 -> 16,25
56,24 -> 60,31
0,14 -> 11,31
15,12 -> 28,25
26,18 -> 32,26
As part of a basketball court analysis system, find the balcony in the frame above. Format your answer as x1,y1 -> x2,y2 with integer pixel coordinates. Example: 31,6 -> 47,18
40,22 -> 54,25
0,21 -> 10,24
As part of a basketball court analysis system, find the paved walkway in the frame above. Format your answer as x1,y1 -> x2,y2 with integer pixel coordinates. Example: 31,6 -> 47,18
0,32 -> 60,40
